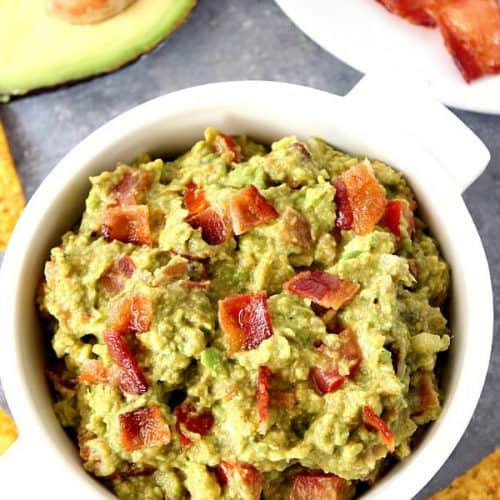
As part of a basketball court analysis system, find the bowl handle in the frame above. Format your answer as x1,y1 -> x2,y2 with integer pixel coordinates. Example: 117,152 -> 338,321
345,73 -> 490,193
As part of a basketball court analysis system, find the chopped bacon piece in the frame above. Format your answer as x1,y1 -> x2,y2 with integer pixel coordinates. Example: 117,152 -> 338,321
377,0 -> 437,27
384,199 -> 415,240
436,0 -> 500,82
108,295 -> 153,334
101,205 -> 152,246
229,185 -> 278,235
111,170 -> 153,207
362,405 -> 395,452
211,133 -> 243,163
310,329 -> 362,395
290,472 -> 349,500
78,360 -> 109,384
217,461 -> 262,500
412,372 -> 439,416
187,207 -> 230,245
183,280 -> 211,290
310,366 -> 345,395
218,292 -> 274,355
119,406 -> 171,451
184,182 -> 209,215
104,331 -> 148,395
333,179 -> 354,231
280,207 -> 313,250
408,259 -> 418,279
174,401 -> 215,448
257,366 -> 272,434
333,164 -> 387,235
284,271 -> 360,310
100,255 -> 135,294
292,141 -> 312,159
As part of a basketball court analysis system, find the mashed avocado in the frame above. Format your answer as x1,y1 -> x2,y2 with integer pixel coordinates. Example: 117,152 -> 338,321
39,128 -> 451,500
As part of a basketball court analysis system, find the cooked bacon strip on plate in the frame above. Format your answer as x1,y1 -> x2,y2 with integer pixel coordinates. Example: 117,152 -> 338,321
101,204 -> 152,246
284,270 -> 360,310
218,292 -> 274,355
377,0 -> 437,26
119,406 -> 171,451
436,0 -> 500,82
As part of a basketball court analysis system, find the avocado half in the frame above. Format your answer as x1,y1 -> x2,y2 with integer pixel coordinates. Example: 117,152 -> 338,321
0,0 -> 196,98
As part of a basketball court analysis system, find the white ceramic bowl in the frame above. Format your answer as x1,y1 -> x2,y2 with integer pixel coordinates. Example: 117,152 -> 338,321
0,79 -> 493,499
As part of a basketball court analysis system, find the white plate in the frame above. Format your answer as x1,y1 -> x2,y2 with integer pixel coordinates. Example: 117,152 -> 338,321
275,0 -> 500,114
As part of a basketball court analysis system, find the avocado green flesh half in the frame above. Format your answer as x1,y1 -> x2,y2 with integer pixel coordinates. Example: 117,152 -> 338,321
0,0 -> 196,97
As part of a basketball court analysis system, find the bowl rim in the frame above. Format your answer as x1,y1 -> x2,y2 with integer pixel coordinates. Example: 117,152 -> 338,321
0,80 -> 493,500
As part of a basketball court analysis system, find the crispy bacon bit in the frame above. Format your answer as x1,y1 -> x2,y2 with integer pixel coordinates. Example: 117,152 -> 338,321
183,280 -> 211,290
100,255 -> 135,294
280,207 -> 313,250
384,199 -> 415,240
437,0 -> 500,82
362,405 -> 395,452
218,292 -> 274,355
108,295 -> 153,334
257,366 -> 272,434
412,372 -> 440,416
187,207 -> 230,245
174,401 -> 215,449
408,258 -> 418,279
292,141 -> 312,159
101,205 -> 152,246
333,179 -> 354,231
229,185 -> 278,235
212,133 -> 243,163
111,170 -> 153,207
104,331 -> 148,395
119,406 -> 171,451
376,0 -> 437,26
290,472 -> 349,500
310,329 -> 362,395
333,164 -> 387,235
310,366 -> 344,395
184,182 -> 209,215
284,270 -> 360,310
78,360 -> 109,384
217,461 -> 262,500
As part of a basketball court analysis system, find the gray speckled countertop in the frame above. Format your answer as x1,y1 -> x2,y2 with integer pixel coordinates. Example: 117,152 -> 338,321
0,0 -> 498,498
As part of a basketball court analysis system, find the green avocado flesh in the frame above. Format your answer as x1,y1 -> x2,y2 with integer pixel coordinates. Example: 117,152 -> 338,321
0,0 -> 196,97
39,128 -> 451,500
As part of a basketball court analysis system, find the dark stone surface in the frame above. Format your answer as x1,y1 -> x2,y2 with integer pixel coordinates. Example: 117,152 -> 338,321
0,0 -> 498,497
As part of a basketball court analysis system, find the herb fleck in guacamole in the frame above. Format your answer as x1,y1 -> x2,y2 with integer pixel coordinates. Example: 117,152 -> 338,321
39,128 -> 451,500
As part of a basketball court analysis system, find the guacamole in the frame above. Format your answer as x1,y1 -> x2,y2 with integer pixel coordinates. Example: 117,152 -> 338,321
39,128 -> 451,500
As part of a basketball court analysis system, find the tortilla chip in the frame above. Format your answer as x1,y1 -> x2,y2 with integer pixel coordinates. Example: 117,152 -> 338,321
0,407 -> 18,455
430,448 -> 500,499
0,120 -> 24,250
